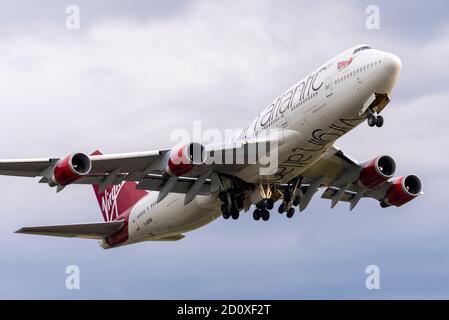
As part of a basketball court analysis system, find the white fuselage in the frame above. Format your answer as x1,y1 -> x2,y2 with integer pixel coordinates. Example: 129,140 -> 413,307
106,45 -> 401,248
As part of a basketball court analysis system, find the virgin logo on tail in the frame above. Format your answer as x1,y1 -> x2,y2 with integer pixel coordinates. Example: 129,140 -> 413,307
101,182 -> 125,221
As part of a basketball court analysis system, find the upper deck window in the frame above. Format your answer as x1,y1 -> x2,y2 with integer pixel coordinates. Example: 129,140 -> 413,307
353,46 -> 372,54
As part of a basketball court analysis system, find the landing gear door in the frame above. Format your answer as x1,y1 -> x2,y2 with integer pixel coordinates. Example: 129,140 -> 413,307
325,77 -> 333,97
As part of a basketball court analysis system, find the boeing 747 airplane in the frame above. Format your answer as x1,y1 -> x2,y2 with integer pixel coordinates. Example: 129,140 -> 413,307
0,45 -> 422,248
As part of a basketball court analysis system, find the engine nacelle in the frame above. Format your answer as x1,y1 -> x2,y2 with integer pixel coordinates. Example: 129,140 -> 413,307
358,155 -> 396,189
49,153 -> 92,187
165,142 -> 206,177
382,174 -> 423,207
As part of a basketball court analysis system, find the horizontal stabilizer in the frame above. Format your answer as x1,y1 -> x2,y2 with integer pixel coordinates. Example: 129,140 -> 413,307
15,220 -> 124,239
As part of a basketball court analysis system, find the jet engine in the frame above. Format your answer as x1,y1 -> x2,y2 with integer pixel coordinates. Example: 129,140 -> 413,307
358,155 -> 396,189
382,174 -> 423,207
49,153 -> 92,186
165,142 -> 206,177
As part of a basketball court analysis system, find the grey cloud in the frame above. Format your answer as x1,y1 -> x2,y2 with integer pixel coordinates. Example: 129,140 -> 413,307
0,0 -> 448,299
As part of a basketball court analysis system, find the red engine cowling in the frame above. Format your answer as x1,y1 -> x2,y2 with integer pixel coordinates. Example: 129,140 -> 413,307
358,155 -> 396,189
49,153 -> 92,187
165,142 -> 206,177
383,175 -> 423,207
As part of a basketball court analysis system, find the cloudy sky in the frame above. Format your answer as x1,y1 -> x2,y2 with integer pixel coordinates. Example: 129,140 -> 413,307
0,0 -> 448,299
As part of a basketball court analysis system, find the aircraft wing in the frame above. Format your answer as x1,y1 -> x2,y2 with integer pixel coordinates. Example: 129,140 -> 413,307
15,220 -> 125,239
0,133 -> 281,203
0,150 -> 168,180
0,132 -> 421,209
296,145 -> 422,210
0,158 -> 59,177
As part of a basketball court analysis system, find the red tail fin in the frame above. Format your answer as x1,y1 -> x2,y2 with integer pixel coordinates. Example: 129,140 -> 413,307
91,150 -> 148,221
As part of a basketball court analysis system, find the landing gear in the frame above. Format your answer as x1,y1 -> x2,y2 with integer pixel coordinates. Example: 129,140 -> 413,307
253,209 -> 261,221
221,199 -> 241,220
253,198 -> 273,221
375,115 -> 384,127
278,202 -> 285,214
278,177 -> 302,218
286,207 -> 295,219
221,204 -> 230,219
236,197 -> 245,210
231,208 -> 240,220
261,209 -> 270,221
218,180 -> 244,220
219,191 -> 227,203
367,114 -> 384,128
265,199 -> 274,210
292,196 -> 301,207
249,179 -> 302,222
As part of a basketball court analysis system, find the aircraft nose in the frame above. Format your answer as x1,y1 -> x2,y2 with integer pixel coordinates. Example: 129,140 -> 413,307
383,53 -> 402,76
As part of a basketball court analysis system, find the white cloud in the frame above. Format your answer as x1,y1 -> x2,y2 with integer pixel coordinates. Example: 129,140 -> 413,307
0,0 -> 366,156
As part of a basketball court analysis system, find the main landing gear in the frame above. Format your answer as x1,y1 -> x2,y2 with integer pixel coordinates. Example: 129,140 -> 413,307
217,175 -> 246,221
220,189 -> 244,220
277,177 -> 302,219
251,184 -> 276,222
219,177 -> 304,222
367,113 -> 384,127
253,198 -> 274,221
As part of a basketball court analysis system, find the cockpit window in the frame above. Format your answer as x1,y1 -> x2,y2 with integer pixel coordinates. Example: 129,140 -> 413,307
353,46 -> 372,54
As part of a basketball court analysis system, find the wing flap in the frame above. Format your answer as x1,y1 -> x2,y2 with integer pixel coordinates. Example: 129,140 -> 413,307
135,174 -> 211,195
321,187 -> 356,202
89,150 -> 169,174
15,220 -> 124,239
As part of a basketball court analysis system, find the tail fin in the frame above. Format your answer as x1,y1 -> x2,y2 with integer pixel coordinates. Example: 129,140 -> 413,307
91,150 -> 148,221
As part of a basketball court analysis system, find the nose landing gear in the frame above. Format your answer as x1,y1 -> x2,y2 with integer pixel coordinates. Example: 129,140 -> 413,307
367,114 -> 384,127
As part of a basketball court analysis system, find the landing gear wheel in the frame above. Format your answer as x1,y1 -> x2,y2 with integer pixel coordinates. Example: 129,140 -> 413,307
253,209 -> 261,221
367,115 -> 376,127
375,115 -> 384,127
221,204 -> 230,219
261,209 -> 270,221
265,199 -> 274,210
286,207 -> 295,218
231,209 -> 240,220
278,202 -> 286,214
292,196 -> 300,207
